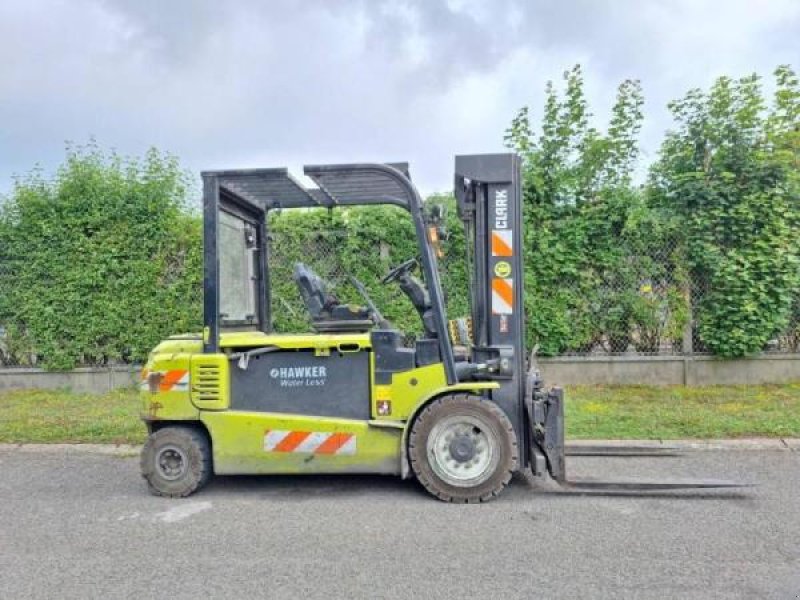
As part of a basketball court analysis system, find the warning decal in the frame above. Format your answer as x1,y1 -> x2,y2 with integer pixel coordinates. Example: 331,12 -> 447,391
491,278 -> 514,315
491,230 -> 513,257
263,430 -> 357,455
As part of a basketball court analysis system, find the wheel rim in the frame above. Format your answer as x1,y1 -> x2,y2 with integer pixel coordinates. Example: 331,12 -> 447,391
155,444 -> 188,481
426,415 -> 500,488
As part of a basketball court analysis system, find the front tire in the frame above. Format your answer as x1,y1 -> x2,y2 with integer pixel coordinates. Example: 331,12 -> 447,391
408,394 -> 518,503
140,426 -> 212,498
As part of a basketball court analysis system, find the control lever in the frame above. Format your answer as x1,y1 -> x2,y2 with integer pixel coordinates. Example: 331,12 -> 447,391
349,275 -> 391,329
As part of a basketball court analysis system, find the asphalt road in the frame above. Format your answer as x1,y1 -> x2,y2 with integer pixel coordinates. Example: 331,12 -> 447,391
0,447 -> 798,600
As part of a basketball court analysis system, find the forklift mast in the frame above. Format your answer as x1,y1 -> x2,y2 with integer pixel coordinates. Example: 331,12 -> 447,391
454,154 -> 529,467
454,155 -> 746,492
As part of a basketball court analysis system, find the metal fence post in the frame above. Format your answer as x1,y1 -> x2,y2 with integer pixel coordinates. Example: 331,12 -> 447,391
682,288 -> 694,385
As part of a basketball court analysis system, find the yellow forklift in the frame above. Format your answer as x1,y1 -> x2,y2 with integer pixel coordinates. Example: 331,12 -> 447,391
140,155 -> 743,502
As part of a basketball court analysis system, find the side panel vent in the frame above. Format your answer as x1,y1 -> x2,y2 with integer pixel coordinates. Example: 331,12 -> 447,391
190,354 -> 230,410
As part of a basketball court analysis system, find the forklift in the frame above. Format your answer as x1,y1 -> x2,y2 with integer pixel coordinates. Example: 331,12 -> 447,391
140,154 -> 743,502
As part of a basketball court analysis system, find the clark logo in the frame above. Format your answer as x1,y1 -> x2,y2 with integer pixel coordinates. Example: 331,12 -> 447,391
495,189 -> 508,229
269,365 -> 327,387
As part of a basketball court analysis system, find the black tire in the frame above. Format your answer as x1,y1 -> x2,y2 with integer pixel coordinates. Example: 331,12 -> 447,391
408,394 -> 518,503
140,426 -> 212,498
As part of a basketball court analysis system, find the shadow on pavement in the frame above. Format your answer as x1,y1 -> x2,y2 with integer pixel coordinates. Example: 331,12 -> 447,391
204,472 -> 427,501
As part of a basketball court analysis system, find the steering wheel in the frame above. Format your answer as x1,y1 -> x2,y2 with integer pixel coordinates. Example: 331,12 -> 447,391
381,258 -> 417,284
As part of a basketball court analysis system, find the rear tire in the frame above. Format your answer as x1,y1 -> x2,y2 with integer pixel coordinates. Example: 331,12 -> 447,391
408,394 -> 518,503
140,426 -> 212,498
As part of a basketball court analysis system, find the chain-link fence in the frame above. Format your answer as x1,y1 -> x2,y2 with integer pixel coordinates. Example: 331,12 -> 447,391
3,222 -> 800,366
266,224 -> 800,358
266,228 -> 467,344
543,236 -> 692,357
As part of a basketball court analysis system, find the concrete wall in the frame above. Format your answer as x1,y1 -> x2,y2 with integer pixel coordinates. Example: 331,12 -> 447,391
539,354 -> 800,386
1,355 -> 800,393
0,366 -> 140,394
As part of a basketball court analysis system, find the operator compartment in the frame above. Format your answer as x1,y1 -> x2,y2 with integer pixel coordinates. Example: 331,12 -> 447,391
293,263 -> 374,333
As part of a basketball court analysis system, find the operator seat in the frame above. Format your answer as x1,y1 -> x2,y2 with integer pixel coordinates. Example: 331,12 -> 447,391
293,263 -> 375,333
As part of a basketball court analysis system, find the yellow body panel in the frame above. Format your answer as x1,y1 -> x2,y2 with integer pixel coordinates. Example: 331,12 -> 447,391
190,353 -> 230,410
202,410 -> 401,475
374,362 -> 499,421
219,330 -> 371,350
140,352 -> 199,421
141,331 -> 498,477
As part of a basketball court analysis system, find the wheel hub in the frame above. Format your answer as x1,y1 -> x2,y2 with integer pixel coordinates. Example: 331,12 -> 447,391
155,445 -> 188,481
426,415 -> 499,488
449,435 -> 476,463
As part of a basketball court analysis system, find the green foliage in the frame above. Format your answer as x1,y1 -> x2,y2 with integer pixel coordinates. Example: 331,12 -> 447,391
0,143 -> 469,368
266,199 -> 471,338
567,383 -> 800,439
0,143 -> 202,369
3,63 -> 798,367
506,65 -> 686,354
649,66 -> 800,356
267,206 -> 422,335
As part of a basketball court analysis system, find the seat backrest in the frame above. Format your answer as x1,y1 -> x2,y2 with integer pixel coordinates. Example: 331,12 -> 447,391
293,263 -> 335,319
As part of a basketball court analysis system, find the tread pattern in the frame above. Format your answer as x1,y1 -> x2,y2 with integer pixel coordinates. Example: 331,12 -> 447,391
140,425 -> 212,498
408,394 -> 518,503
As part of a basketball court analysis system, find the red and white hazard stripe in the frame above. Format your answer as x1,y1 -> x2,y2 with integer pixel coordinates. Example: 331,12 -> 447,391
263,430 -> 357,455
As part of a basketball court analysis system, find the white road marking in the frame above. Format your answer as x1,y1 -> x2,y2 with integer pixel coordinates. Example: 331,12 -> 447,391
116,512 -> 141,521
154,501 -> 212,523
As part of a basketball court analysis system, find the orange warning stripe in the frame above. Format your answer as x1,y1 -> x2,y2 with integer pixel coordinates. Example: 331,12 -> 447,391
314,432 -> 353,455
491,231 -> 513,257
158,369 -> 188,392
492,278 -> 514,308
273,431 -> 312,452
263,430 -> 357,455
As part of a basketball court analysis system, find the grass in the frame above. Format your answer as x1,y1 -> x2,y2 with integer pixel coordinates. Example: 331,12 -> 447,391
567,383 -> 800,439
0,384 -> 799,444
0,388 -> 145,444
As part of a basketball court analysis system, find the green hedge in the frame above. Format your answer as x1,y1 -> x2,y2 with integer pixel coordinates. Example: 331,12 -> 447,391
506,64 -> 799,357
649,67 -> 800,356
1,64 -> 797,368
266,197 -> 470,338
0,144 -> 203,369
0,147 -> 470,368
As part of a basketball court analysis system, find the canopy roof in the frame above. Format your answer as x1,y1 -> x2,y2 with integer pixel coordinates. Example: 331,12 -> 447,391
202,162 -> 414,211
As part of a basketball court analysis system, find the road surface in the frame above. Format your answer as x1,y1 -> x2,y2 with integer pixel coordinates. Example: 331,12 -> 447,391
0,446 -> 798,599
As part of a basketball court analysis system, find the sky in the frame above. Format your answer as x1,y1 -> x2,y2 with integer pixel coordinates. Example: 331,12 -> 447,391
1,0 -> 798,197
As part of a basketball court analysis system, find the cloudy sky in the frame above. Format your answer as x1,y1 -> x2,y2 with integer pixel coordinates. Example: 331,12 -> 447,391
1,0 -> 798,196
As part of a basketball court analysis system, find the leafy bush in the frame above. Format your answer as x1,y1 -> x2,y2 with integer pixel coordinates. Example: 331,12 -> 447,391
649,66 -> 800,356
0,143 -> 202,369
3,64 -> 798,367
266,199 -> 471,338
0,144 -> 468,369
505,65 -> 688,354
